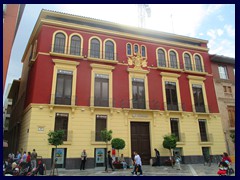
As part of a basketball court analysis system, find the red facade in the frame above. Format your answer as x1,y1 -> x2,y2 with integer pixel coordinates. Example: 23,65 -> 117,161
25,24 -> 219,113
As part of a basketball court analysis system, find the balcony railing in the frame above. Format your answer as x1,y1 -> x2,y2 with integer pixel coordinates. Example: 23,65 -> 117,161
91,131 -> 104,142
194,105 -> 209,113
164,102 -> 186,111
198,133 -> 213,143
50,94 -> 77,105
50,45 -> 118,61
157,61 -> 208,73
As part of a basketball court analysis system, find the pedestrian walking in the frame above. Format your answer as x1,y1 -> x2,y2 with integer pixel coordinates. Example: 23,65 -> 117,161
133,151 -> 143,176
105,151 -> 114,171
174,151 -> 181,170
152,148 -> 160,166
26,152 -> 31,170
80,149 -> 87,170
31,149 -> 37,169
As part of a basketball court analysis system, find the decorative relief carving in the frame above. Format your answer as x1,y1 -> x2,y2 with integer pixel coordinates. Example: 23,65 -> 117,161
128,53 -> 147,70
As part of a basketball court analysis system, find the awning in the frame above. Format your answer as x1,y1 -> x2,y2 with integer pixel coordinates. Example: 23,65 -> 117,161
3,141 -> 8,147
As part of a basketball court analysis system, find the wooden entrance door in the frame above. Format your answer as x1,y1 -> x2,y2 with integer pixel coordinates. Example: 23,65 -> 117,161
131,122 -> 151,165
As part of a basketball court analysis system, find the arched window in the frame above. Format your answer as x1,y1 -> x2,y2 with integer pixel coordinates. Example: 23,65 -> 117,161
195,55 -> 203,72
141,46 -> 146,57
158,49 -> 166,67
70,35 -> 81,55
134,44 -> 139,54
105,40 -> 114,60
90,38 -> 100,58
127,44 -> 132,56
54,33 -> 66,53
170,51 -> 178,68
184,53 -> 192,70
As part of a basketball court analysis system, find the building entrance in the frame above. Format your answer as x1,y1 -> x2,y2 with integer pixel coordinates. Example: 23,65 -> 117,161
131,122 -> 151,165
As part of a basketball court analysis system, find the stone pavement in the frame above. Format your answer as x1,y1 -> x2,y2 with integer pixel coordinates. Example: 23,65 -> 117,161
46,163 -> 235,176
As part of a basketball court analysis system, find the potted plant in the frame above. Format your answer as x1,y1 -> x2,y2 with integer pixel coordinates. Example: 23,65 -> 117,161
111,138 -> 125,169
162,134 -> 177,168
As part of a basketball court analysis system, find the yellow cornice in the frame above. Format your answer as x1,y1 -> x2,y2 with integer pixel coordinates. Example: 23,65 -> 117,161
52,59 -> 80,66
88,57 -> 118,64
50,52 -> 84,60
157,67 -> 183,73
160,72 -> 181,78
187,75 -> 206,81
90,63 -> 115,70
127,68 -> 149,74
184,70 -> 208,76
40,19 -> 209,52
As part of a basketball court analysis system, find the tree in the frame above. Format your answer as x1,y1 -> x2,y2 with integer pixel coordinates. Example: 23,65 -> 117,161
101,129 -> 113,172
162,134 -> 177,168
230,132 -> 235,144
48,130 -> 65,175
111,138 -> 125,158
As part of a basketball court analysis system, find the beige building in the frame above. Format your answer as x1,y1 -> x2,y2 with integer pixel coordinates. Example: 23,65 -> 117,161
210,55 -> 235,160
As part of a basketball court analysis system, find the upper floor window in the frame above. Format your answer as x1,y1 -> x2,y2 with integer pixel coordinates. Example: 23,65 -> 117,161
218,65 -> 228,79
55,70 -> 73,105
134,44 -> 139,54
127,43 -> 132,56
94,74 -> 109,107
233,68 -> 235,76
132,78 -> 146,109
95,115 -> 107,141
157,49 -> 166,67
192,84 -> 205,112
198,119 -> 208,142
54,33 -> 66,53
70,35 -> 81,56
170,118 -> 180,141
184,53 -> 192,70
90,38 -> 100,58
169,51 -> 178,68
227,106 -> 235,128
55,113 -> 69,141
105,40 -> 114,60
165,81 -> 178,111
141,46 -> 146,57
195,55 -> 203,72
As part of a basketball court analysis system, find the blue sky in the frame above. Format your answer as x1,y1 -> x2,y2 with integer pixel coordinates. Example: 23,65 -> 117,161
4,4 -> 235,98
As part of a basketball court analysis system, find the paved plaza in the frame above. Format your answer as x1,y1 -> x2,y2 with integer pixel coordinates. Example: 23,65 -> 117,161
46,163 -> 235,176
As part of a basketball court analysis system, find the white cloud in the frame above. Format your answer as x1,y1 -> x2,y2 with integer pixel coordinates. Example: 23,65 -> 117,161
224,24 -> 235,37
206,4 -> 224,14
217,29 -> 224,36
209,39 -> 235,58
207,29 -> 217,39
217,15 -> 224,21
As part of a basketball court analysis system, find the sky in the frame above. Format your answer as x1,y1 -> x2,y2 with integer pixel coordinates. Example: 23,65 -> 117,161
3,4 -> 235,98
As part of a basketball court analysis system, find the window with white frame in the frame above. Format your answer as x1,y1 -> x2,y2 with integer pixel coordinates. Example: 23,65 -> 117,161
218,65 -> 228,79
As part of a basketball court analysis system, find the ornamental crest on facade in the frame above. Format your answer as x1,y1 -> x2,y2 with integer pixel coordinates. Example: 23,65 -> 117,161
128,53 -> 147,70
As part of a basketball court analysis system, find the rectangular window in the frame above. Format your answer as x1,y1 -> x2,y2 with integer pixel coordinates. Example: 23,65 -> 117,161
170,118 -> 180,141
198,120 -> 208,142
227,106 -> 235,128
132,78 -> 146,109
233,68 -> 235,76
95,115 -> 107,141
218,66 -> 228,79
192,84 -> 205,112
55,113 -> 69,141
55,70 -> 73,105
94,74 -> 109,107
165,81 -> 178,111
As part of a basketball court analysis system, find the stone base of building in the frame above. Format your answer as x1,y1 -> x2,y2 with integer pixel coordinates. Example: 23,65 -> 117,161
43,156 -> 215,170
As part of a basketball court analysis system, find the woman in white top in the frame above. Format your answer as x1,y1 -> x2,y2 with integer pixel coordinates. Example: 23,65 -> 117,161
133,151 -> 143,176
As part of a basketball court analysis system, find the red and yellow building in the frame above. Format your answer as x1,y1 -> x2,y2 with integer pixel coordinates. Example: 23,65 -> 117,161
8,10 -> 226,169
